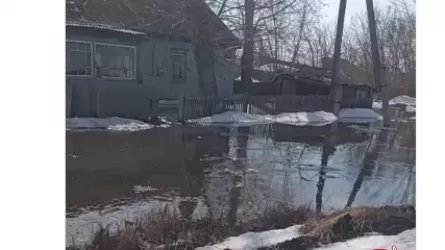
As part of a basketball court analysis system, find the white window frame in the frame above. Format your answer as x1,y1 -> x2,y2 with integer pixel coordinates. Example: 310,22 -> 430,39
66,40 -> 94,77
94,42 -> 137,80
170,48 -> 188,82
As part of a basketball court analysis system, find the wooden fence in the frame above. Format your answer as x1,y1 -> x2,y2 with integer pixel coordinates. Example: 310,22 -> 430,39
179,95 -> 330,121
178,95 -> 373,121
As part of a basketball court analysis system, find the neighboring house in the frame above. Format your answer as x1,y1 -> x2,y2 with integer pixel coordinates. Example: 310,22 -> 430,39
322,57 -> 373,87
66,0 -> 240,118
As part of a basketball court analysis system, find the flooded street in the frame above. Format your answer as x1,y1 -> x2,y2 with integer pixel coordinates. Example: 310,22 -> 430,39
66,115 -> 415,246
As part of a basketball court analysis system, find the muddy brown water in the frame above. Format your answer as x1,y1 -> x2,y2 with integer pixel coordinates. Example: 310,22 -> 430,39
66,117 -> 415,246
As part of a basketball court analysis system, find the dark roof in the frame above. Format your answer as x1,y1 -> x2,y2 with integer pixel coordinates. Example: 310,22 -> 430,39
322,57 -> 372,86
271,66 -> 373,88
66,0 -> 239,46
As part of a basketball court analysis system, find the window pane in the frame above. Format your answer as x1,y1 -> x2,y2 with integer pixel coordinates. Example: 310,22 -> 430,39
77,42 -> 86,51
86,52 -> 91,67
66,41 -> 93,76
96,44 -> 135,78
171,49 -> 187,81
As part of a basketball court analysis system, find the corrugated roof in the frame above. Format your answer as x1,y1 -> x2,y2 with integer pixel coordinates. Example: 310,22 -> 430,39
66,0 -> 239,45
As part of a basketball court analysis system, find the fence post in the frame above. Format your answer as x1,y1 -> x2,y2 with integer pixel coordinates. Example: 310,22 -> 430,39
178,93 -> 186,123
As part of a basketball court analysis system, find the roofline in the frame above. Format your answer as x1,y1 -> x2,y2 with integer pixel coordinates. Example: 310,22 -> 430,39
66,22 -> 148,36
66,22 -> 193,43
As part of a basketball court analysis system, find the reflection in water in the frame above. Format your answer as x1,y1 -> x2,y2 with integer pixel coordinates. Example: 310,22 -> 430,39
316,123 -> 339,214
345,120 -> 415,208
66,116 -> 415,246
345,127 -> 390,207
228,127 -> 249,227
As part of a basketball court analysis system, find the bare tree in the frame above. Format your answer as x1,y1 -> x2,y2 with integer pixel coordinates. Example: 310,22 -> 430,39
240,0 -> 256,91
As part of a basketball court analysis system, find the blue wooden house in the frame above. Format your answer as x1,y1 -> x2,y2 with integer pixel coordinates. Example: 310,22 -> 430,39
66,0 -> 240,119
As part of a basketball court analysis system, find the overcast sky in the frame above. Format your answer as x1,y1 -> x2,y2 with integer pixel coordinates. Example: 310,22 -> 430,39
320,0 -> 416,26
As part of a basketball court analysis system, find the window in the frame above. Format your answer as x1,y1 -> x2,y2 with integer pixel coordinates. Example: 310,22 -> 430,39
95,43 -> 136,78
66,40 -> 93,76
171,49 -> 187,81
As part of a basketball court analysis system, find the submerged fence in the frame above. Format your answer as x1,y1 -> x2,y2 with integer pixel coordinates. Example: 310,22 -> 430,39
179,95 -> 373,121
179,95 -> 329,121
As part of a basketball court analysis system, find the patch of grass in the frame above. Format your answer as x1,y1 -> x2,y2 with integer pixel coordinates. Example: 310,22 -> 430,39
236,202 -> 315,233
300,205 -> 416,244
68,203 -> 313,250
69,206 -> 231,250
258,205 -> 416,250
68,204 -> 415,250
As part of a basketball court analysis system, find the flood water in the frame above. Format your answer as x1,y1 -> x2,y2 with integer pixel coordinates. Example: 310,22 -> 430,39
66,113 -> 415,246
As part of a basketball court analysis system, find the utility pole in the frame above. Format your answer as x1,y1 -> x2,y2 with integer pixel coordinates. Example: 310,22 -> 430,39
329,0 -> 347,116
366,0 -> 390,126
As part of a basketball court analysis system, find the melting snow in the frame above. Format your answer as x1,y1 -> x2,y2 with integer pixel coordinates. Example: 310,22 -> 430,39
195,227 -> 415,250
274,111 -> 337,126
235,76 -> 261,83
188,111 -> 274,127
405,105 -> 416,113
195,225 -> 302,250
313,228 -> 415,250
373,95 -> 416,112
133,185 -> 158,193
339,108 -> 383,123
372,101 -> 383,109
188,109 -> 381,127
66,117 -> 154,131
389,95 -> 416,107
208,167 -> 259,177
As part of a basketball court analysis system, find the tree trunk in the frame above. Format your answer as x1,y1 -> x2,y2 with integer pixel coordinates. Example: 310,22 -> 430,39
194,34 -> 218,96
241,0 -> 255,95
330,0 -> 347,115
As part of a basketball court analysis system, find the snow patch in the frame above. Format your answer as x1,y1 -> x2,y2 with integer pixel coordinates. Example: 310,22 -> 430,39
195,225 -> 302,250
389,95 -> 416,107
208,167 -> 259,177
372,101 -> 383,109
313,228 -> 415,250
405,105 -> 416,113
66,117 -> 154,131
373,95 -> 416,112
188,111 -> 273,127
133,185 -> 158,193
188,109 -> 382,127
274,111 -> 337,126
339,108 -> 382,123
235,76 -> 261,83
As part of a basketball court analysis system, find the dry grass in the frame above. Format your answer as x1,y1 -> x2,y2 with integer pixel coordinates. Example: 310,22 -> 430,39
68,204 -> 415,250
68,206 -> 231,250
237,203 -> 315,233
68,203 -> 313,250
300,205 -> 416,244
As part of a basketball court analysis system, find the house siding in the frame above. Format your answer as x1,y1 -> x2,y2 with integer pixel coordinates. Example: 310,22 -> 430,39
140,37 -> 200,99
214,54 -> 238,96
66,29 -> 207,119
66,29 -> 200,98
